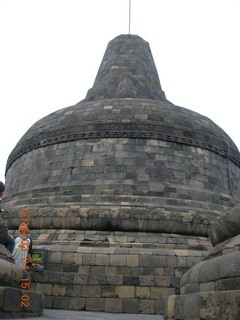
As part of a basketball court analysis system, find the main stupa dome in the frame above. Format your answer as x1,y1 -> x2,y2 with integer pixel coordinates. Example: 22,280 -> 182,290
4,34 -> 240,236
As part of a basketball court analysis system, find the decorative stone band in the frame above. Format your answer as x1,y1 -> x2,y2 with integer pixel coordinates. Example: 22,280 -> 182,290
5,205 -> 211,236
6,121 -> 240,174
13,229 -> 210,250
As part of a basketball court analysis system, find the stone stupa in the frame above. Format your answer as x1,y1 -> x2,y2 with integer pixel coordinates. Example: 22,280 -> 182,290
3,34 -> 240,315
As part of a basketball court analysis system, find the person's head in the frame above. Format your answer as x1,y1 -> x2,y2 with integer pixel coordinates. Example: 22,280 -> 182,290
0,181 -> 5,198
19,222 -> 30,234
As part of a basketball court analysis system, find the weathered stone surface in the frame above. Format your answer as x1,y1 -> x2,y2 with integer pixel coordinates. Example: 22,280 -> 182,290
138,299 -> 155,314
0,244 -> 14,263
68,297 -> 85,311
35,283 -> 52,295
0,257 -> 23,287
52,296 -> 69,309
0,286 -> 44,317
209,204 -> 240,246
136,287 -> 151,299
215,234 -> 240,255
180,251 -> 240,291
105,297 -> 122,313
85,297 -> 104,311
122,299 -> 138,313
52,284 -> 66,296
165,290 -> 240,320
118,286 -> 134,299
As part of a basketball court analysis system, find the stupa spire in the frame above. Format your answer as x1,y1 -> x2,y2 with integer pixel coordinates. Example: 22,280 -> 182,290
85,34 -> 166,101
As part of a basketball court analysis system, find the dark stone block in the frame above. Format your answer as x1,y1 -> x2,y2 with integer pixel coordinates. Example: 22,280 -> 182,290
3,287 -> 44,315
60,273 -> 74,285
115,248 -> 129,254
3,288 -> 22,312
47,272 -> 61,284
52,296 -> 69,309
184,283 -> 199,294
170,276 -> 181,288
131,267 -> 143,276
151,256 -> 167,267
23,291 -> 44,314
63,265 -> 79,273
215,277 -> 240,291
122,299 -> 138,313
156,298 -> 165,314
85,297 -> 104,311
139,255 -> 151,267
65,285 -> 82,298
81,285 -> 101,298
33,270 -> 48,283
43,295 -> 53,308
88,274 -> 107,285
123,276 -> 139,285
143,267 -> 155,275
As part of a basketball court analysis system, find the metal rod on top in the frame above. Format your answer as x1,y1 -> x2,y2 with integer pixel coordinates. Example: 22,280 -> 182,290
128,0 -> 131,34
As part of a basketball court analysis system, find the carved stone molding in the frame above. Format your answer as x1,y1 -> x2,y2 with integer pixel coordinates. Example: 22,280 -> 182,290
6,121 -> 240,173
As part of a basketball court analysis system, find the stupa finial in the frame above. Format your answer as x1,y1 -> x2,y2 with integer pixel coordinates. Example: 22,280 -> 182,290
85,34 -> 166,101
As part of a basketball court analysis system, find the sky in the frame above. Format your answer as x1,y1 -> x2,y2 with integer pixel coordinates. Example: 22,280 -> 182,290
0,0 -> 239,183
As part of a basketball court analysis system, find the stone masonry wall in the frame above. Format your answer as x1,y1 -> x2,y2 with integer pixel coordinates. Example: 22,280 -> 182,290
5,137 -> 238,232
27,230 -> 209,314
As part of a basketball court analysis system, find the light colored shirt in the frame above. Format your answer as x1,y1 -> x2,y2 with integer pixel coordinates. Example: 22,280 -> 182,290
12,236 -> 31,269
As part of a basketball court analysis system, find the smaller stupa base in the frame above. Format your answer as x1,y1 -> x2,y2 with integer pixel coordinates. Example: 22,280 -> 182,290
165,290 -> 240,320
0,286 -> 44,318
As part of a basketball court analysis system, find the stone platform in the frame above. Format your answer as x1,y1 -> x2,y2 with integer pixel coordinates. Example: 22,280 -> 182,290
5,308 -> 164,320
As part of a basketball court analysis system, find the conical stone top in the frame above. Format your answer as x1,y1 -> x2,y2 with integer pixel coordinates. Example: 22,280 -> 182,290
85,34 -> 166,101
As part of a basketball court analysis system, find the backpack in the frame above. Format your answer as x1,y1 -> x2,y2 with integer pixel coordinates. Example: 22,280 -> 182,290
0,222 -> 8,244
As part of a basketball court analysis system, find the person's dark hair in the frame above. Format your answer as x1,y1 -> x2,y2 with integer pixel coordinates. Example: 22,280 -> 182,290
0,181 -> 5,193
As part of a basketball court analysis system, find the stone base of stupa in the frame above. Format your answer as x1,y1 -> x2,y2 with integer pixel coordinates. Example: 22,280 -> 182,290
165,290 -> 240,320
25,229 -> 210,314
0,286 -> 44,319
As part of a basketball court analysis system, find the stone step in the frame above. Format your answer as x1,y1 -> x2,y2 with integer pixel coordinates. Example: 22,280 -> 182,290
28,276 -> 170,314
36,243 -> 207,270
0,286 -> 44,318
30,270 -> 181,287
44,294 -> 165,314
32,240 -> 209,252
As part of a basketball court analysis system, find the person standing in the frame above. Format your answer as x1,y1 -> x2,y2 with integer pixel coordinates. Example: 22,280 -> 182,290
12,222 -> 40,269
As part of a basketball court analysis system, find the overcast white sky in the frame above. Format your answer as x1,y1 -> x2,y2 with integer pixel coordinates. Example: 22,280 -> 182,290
0,0 -> 239,183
